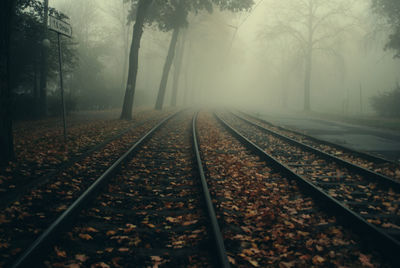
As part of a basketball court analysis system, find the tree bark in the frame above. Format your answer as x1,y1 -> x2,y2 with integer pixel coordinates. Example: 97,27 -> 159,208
120,0 -> 153,120
155,27 -> 180,110
170,33 -> 185,107
303,47 -> 312,111
39,0 -> 49,118
0,0 -> 16,165
304,2 -> 314,112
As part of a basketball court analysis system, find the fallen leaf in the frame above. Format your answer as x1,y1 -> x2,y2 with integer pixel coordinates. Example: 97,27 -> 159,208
312,255 -> 325,265
359,253 -> 374,268
279,261 -> 295,268
91,262 -> 110,268
247,259 -> 259,267
78,233 -> 93,240
146,223 -> 156,228
182,220 -> 198,226
75,254 -> 88,262
54,246 -> 67,258
106,230 -> 116,236
84,227 -> 99,233
227,256 -> 236,265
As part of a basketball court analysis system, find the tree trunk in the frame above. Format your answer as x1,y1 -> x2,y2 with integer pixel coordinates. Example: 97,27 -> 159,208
120,0 -> 131,93
38,0 -> 49,118
183,40 -> 193,106
0,0 -> 16,165
120,0 -> 153,120
303,48 -> 312,111
120,39 -> 129,93
304,2 -> 313,112
170,33 -> 185,107
155,27 -> 180,110
34,58 -> 41,118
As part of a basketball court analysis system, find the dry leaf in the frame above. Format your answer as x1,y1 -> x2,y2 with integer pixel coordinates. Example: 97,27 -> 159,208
54,246 -> 67,258
359,253 -> 374,268
247,259 -> 259,267
75,254 -> 88,262
78,233 -> 93,240
312,255 -> 325,264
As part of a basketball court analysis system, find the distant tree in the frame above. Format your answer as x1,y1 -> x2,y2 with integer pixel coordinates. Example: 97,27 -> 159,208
261,0 -> 354,111
170,30 -> 186,107
154,0 -> 254,110
371,84 -> 400,117
119,0 -> 254,118
372,0 -> 400,58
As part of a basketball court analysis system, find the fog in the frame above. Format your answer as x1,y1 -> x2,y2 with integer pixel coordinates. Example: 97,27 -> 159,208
53,0 -> 400,115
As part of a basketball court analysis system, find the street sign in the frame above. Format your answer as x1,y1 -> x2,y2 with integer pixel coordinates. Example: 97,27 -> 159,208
48,16 -> 72,37
48,15 -> 72,146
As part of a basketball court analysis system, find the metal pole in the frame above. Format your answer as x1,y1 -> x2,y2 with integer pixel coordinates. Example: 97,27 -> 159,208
58,33 -> 67,145
39,0 -> 49,117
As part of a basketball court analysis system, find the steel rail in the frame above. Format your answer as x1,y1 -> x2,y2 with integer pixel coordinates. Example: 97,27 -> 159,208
192,112 -> 230,268
232,112 -> 400,190
215,113 -> 400,266
11,111 -> 180,268
239,110 -> 395,165
0,114 -> 166,210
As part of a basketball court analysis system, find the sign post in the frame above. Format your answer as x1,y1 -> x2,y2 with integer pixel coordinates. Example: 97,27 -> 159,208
48,16 -> 72,146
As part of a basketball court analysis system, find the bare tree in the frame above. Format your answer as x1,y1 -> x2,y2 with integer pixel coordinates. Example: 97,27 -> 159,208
120,0 -> 154,119
262,0 -> 355,111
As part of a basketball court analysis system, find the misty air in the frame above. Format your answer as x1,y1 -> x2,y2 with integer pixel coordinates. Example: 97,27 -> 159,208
1,0 -> 400,267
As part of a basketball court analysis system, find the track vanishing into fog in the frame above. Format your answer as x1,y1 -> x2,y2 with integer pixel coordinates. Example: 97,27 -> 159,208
2,111 -> 398,267
8,111 -> 230,268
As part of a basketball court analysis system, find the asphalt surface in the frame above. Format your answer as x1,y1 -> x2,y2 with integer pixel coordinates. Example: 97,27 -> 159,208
255,112 -> 400,163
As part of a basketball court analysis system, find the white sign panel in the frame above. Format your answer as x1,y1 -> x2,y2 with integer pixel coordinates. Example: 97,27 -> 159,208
48,16 -> 72,37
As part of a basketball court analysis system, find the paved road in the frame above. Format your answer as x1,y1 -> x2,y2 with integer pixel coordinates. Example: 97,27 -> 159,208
255,112 -> 400,163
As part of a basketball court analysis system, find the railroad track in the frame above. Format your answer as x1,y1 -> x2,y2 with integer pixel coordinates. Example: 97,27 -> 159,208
10,111 -> 229,268
0,112 -> 176,267
217,112 -> 400,265
239,111 -> 400,179
0,111 -> 170,210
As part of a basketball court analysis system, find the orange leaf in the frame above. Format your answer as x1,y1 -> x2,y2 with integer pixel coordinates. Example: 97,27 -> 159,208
312,255 -> 325,265
182,220 -> 198,226
247,259 -> 259,267
359,254 -> 374,268
227,256 -> 236,265
78,233 -> 93,240
75,254 -> 88,262
91,262 -> 110,268
106,230 -> 116,236
54,246 -> 67,258
84,227 -> 99,233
